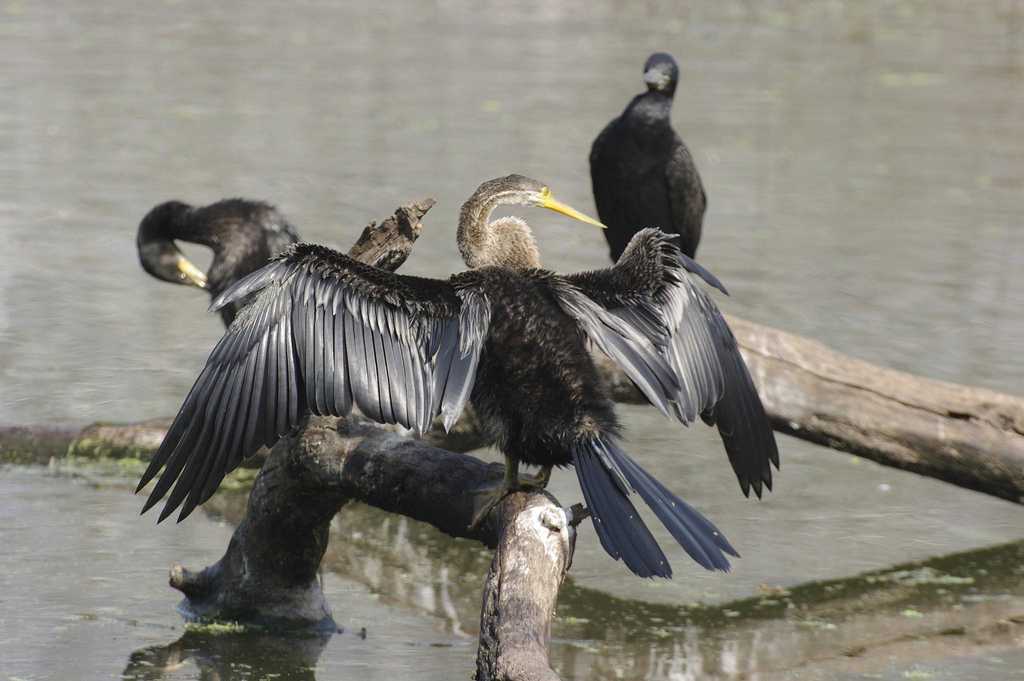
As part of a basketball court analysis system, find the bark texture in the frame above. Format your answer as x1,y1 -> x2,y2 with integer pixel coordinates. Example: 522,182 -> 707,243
727,315 -> 1024,504
475,495 -> 577,681
595,317 -> 1024,504
170,414 -> 574,671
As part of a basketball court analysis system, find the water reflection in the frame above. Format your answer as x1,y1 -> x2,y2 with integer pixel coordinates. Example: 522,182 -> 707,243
3,467 -> 1023,681
202,486 -> 1024,680
124,629 -> 331,681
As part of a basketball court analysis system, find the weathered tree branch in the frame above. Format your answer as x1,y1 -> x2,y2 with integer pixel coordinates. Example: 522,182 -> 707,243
596,315 -> 1024,504
170,414 -> 575,676
476,494 -> 578,681
347,197 -> 436,271
728,316 -> 1024,504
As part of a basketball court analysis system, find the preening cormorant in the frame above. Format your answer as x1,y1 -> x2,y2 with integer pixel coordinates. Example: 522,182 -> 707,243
136,199 -> 301,326
136,175 -> 778,579
590,52 -> 707,261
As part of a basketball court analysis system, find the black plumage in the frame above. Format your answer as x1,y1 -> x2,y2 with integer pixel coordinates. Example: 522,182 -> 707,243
590,52 -> 707,261
136,199 -> 301,325
137,175 -> 778,579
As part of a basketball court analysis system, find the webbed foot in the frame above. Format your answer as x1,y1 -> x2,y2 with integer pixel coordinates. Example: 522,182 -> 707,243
467,464 -> 553,530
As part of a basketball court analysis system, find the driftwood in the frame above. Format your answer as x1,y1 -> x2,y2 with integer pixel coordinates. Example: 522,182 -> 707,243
597,314 -> 1024,504
728,317 -> 1024,504
162,202 -> 577,681
48,324 -> 1024,507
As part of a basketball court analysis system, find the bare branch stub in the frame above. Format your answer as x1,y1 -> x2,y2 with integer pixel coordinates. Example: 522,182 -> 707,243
476,495 -> 575,681
347,198 -> 436,271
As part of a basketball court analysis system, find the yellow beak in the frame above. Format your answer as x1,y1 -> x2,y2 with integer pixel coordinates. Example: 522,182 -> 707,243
176,257 -> 208,289
538,187 -> 606,229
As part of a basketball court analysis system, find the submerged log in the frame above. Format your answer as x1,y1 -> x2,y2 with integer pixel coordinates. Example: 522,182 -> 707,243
597,321 -> 1024,505
727,316 -> 1024,505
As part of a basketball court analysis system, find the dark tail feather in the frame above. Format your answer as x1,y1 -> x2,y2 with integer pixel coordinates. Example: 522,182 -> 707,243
574,442 -> 672,578
573,437 -> 735,577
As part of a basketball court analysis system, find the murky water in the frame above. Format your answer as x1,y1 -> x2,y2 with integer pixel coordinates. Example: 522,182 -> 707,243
1,1 -> 1022,679
0,469 -> 477,680
3,467 -> 1023,681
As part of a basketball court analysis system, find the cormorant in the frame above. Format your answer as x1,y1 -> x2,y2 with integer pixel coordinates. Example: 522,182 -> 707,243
136,175 -> 778,579
136,199 -> 300,326
590,52 -> 706,261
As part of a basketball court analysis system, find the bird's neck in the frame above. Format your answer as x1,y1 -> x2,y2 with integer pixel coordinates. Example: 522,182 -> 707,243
458,196 -> 541,269
624,91 -> 674,131
164,208 -> 223,250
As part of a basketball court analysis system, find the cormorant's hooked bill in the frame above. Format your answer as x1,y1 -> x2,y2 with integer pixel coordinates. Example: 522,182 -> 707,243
176,256 -> 208,288
642,52 -> 679,94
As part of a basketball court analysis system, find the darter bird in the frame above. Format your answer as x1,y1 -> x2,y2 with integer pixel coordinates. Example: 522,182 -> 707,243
137,175 -> 778,578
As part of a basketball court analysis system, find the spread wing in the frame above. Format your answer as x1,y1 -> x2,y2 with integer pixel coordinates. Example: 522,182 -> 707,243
558,229 -> 778,497
137,243 -> 490,522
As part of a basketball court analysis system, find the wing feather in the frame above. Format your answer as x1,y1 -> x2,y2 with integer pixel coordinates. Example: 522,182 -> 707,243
560,228 -> 778,497
139,244 -> 490,521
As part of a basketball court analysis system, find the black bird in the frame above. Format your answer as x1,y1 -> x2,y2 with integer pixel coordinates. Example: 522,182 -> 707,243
590,52 -> 706,262
136,175 -> 778,579
136,199 -> 301,326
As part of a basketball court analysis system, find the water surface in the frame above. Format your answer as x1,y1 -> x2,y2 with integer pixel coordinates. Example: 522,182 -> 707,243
1,1 -> 1022,679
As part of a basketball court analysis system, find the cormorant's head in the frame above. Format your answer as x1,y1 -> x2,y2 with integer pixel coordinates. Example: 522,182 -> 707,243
642,52 -> 679,97
136,201 -> 208,289
471,174 -> 606,229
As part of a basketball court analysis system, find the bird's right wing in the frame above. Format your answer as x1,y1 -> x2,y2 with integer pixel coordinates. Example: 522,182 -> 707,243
137,243 -> 490,522
558,229 -> 778,499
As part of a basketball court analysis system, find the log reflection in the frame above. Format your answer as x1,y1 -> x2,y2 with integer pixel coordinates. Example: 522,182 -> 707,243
124,629 -> 331,681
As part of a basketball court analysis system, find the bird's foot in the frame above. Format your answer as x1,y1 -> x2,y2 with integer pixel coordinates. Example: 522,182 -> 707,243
519,464 -> 552,491
467,481 -> 512,531
467,466 -> 552,531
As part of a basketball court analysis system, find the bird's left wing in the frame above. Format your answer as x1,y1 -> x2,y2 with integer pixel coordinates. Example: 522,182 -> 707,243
557,229 -> 778,498
137,243 -> 490,522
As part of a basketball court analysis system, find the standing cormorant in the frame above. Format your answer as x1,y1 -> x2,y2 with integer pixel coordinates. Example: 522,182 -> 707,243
136,199 -> 301,326
590,52 -> 706,261
136,175 -> 778,579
